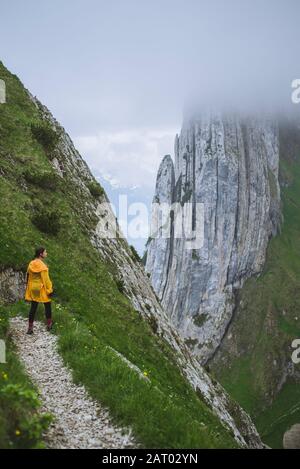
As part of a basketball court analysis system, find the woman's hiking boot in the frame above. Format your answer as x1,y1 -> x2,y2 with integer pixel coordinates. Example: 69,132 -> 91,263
46,318 -> 53,331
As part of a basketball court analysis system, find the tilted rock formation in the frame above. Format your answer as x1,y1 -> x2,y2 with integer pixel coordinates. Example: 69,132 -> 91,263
0,268 -> 26,304
146,110 -> 282,362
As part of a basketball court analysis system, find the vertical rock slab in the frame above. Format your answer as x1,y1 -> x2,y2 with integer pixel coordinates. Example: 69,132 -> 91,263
146,110 -> 281,362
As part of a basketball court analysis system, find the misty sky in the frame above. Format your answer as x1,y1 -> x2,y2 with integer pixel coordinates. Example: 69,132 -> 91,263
1,0 -> 300,251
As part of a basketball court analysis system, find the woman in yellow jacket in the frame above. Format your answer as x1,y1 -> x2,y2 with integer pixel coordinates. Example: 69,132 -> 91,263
25,246 -> 54,334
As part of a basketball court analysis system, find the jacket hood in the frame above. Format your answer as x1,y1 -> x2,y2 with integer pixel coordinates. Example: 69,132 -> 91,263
28,258 -> 48,273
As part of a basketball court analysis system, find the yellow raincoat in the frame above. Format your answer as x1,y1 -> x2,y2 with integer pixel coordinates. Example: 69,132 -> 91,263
25,258 -> 53,303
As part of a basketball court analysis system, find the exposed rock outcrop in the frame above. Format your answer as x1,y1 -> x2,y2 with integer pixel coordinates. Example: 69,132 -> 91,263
146,110 -> 282,362
0,268 -> 26,304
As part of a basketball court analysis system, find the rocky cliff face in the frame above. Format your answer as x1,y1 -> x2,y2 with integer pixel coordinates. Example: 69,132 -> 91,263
146,110 -> 282,362
22,97 -> 264,448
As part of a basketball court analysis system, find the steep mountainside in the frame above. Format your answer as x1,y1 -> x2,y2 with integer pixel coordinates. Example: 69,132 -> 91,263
146,110 -> 300,447
0,62 -> 263,448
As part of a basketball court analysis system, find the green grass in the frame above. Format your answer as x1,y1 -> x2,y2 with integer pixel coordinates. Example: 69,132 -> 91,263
255,380 -> 300,448
0,61 -> 239,449
211,140 -> 300,447
0,307 -> 52,448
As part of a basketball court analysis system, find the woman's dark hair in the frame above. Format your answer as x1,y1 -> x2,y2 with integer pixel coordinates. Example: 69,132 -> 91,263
34,246 -> 46,258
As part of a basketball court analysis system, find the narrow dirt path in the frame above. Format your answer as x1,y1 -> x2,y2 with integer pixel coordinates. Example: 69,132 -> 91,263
9,317 -> 137,449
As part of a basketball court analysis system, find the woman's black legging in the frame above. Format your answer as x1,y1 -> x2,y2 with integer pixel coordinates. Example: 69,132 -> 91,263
29,301 -> 52,322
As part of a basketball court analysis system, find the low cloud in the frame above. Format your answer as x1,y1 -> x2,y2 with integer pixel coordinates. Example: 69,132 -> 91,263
74,127 -> 178,190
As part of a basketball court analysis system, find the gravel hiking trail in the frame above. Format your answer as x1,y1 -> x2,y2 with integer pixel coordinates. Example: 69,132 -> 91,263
9,316 -> 137,449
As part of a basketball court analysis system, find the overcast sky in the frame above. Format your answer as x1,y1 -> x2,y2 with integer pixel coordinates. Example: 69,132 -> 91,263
1,0 -> 300,251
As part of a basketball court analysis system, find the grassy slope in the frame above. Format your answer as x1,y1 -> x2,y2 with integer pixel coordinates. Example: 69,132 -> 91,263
211,125 -> 300,448
0,61 -> 238,449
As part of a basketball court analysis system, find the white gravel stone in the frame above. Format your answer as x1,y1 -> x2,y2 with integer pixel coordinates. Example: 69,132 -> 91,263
9,317 -> 138,449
